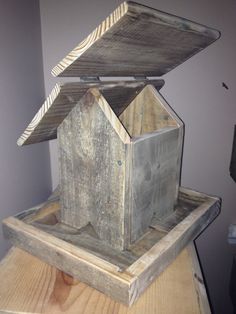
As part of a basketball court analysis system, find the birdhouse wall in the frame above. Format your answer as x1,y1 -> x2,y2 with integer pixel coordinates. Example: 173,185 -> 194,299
128,128 -> 182,243
119,85 -> 183,242
58,85 -> 183,250
58,88 -> 130,251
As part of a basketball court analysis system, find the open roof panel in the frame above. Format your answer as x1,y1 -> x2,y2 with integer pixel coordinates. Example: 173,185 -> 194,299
52,1 -> 220,78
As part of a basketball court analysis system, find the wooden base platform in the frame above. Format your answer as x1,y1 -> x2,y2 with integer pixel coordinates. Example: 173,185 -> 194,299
0,245 -> 210,314
2,187 -> 220,305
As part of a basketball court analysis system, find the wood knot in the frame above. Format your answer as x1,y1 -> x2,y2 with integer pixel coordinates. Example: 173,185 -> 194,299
62,272 -> 78,286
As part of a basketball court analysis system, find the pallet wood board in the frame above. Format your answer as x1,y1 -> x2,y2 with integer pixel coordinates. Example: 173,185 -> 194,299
2,187 -> 220,305
58,88 -> 130,250
130,128 -> 180,243
119,84 -> 178,137
17,80 -> 164,146
51,1 -> 220,78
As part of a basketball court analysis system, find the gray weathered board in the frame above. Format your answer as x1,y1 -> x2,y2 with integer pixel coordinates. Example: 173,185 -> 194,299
52,1 -> 220,77
17,80 -> 164,146
2,187 -> 220,305
58,84 -> 183,250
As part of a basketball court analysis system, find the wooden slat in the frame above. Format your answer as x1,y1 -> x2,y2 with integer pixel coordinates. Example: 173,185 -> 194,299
0,245 -> 210,313
51,1 -> 220,78
119,85 -> 178,137
127,188 -> 220,304
17,80 -> 164,146
58,88 -> 130,250
119,85 -> 183,242
130,128 -> 180,243
3,187 -> 212,270
2,217 -> 134,305
2,187 -> 220,305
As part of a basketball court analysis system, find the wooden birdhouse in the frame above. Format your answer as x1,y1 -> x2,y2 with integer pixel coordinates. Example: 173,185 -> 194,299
57,83 -> 183,250
3,1 -> 221,305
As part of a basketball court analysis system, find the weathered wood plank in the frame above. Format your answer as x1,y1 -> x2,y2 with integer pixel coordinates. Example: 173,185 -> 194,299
17,80 -> 164,146
52,1 -> 220,77
2,187 -> 220,305
119,85 -> 179,137
32,222 -> 138,270
130,128 -> 180,243
145,87 -> 184,202
58,88 -> 131,250
127,188 -> 220,304
0,245 -> 209,314
5,187 -> 212,269
119,85 -> 183,243
2,217 -> 134,305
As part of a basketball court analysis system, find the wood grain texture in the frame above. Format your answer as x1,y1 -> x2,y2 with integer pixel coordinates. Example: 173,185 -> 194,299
17,80 -> 164,146
188,244 -> 211,314
2,187 -> 220,305
51,1 -> 220,77
127,188 -> 221,303
58,88 -> 130,250
119,85 -> 178,137
0,245 -> 210,314
2,216 -> 134,305
130,128 -> 180,243
119,85 -> 183,242
57,84 -> 183,249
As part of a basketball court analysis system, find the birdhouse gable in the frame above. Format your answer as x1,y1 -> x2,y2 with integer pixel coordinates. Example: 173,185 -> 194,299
87,88 -> 131,144
58,87 -> 131,250
119,84 -> 181,139
17,80 -> 164,146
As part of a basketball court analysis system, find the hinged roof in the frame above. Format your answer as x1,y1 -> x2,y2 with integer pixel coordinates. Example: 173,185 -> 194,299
17,80 -> 164,146
52,1 -> 220,78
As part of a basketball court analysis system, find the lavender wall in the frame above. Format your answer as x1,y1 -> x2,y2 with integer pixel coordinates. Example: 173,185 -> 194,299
0,0 -> 52,258
39,0 -> 236,312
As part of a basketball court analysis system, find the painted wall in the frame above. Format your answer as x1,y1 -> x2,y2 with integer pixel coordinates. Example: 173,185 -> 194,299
39,0 -> 236,313
0,0 -> 52,258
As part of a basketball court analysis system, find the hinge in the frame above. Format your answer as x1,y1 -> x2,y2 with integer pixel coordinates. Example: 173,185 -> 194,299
133,76 -> 148,80
80,76 -> 100,82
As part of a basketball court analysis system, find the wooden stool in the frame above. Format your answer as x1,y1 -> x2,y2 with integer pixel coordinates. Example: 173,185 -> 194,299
0,244 -> 210,314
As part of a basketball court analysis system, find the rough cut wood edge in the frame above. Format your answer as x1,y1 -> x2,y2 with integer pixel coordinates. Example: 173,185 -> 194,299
2,187 -> 220,306
51,2 -> 128,77
17,83 -> 60,146
17,80 -> 164,146
51,1 -> 220,77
